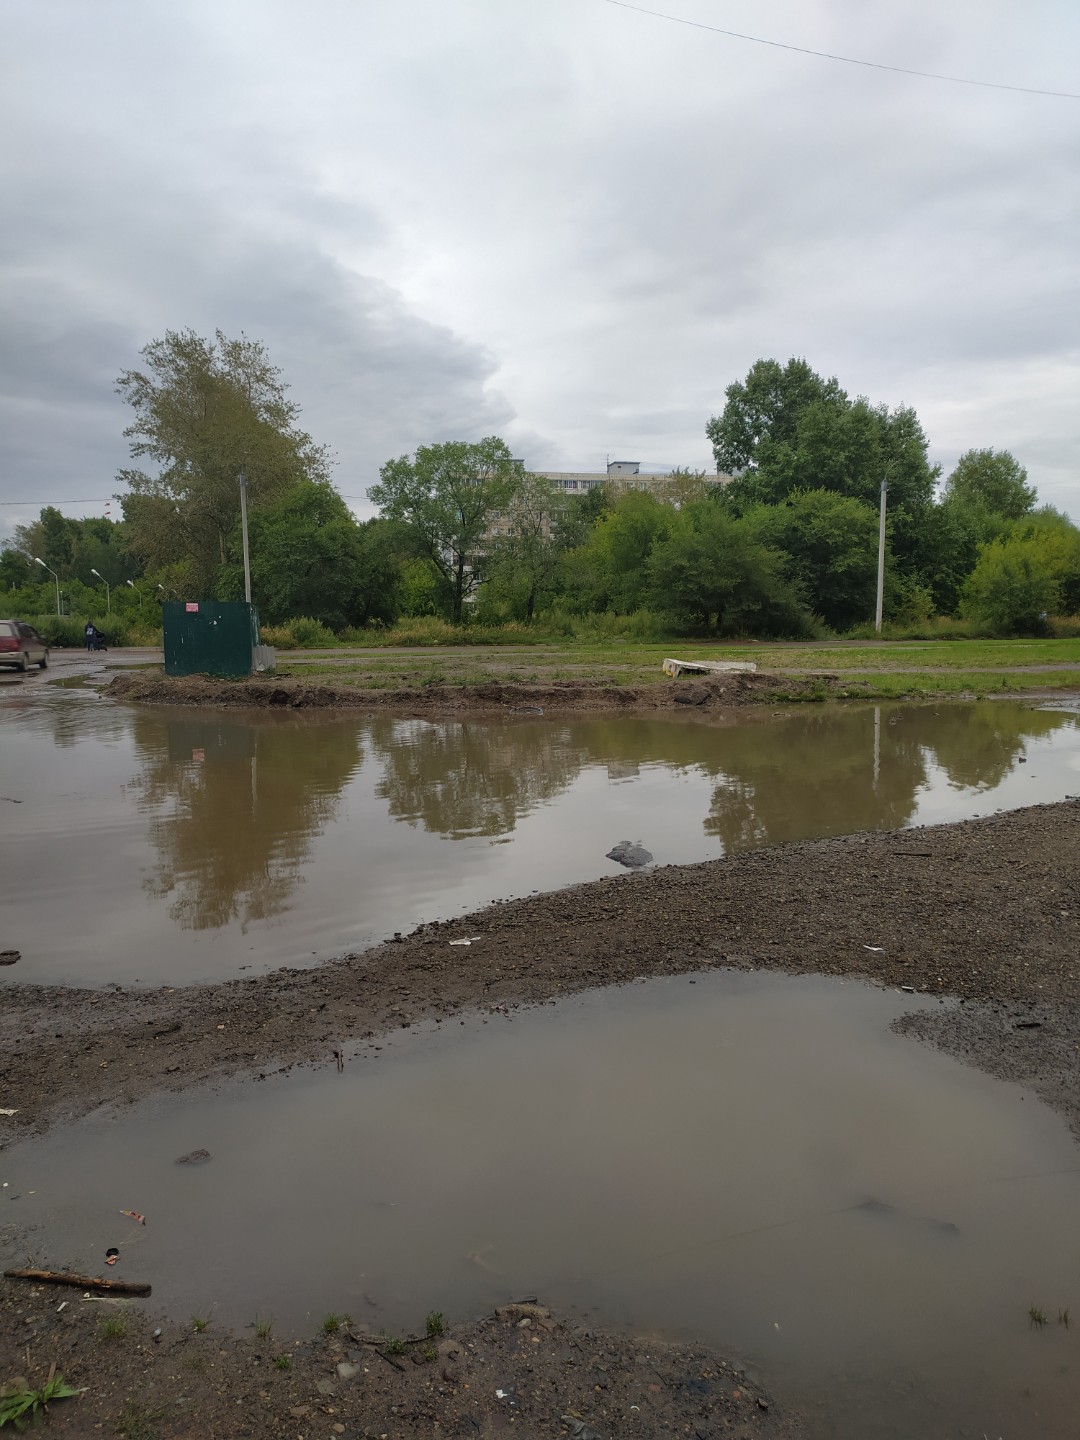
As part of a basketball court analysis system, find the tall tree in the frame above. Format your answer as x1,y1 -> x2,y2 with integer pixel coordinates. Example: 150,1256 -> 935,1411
485,471 -> 564,622
117,329 -> 331,593
707,358 -> 938,572
742,489 -> 879,631
368,438 -> 519,623
647,503 -> 808,635
941,448 -> 1036,520
218,481 -> 403,630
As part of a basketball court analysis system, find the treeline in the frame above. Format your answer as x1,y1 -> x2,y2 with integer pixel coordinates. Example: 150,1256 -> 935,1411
3,337 -> 1078,641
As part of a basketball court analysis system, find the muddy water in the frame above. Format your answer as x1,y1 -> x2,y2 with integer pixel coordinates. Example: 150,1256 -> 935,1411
4,970 -> 1079,1439
2,689 -> 1079,985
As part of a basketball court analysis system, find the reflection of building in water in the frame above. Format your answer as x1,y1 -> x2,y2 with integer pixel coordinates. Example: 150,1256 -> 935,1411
606,759 -> 641,781
130,713 -> 363,930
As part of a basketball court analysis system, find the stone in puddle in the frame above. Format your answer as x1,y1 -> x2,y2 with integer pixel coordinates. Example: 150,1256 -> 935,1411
174,1148 -> 212,1165
606,841 -> 652,868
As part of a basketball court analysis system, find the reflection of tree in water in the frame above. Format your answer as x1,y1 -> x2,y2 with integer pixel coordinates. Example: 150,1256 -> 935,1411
130,712 -> 363,929
368,716 -> 591,838
367,702 -> 1076,851
702,707 -> 926,852
906,701 -> 1076,791
702,702 -> 1077,853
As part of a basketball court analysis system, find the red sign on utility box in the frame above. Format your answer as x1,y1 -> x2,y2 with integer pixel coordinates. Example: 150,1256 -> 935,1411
185,602 -> 199,612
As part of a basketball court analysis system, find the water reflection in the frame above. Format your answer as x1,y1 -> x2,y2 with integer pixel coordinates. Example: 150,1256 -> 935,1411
368,716 -> 590,838
129,713 -> 363,930
2,694 -> 1077,985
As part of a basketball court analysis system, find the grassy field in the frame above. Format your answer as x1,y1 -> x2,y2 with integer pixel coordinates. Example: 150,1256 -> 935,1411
268,637 -> 1080,700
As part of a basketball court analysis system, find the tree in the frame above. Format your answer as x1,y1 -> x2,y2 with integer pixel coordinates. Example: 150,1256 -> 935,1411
368,438 -> 519,623
647,503 -> 809,634
706,358 -> 843,474
218,482 -> 402,630
563,490 -> 674,614
942,448 -> 1035,520
961,537 -> 1060,634
742,489 -> 879,631
707,358 -> 938,573
484,471 -> 564,622
117,329 -> 331,593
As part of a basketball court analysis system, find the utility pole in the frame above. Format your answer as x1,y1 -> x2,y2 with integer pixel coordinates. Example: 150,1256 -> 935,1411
238,472 -> 252,604
874,470 -> 889,635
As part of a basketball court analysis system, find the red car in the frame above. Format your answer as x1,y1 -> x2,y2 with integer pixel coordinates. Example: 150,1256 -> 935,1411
0,620 -> 49,671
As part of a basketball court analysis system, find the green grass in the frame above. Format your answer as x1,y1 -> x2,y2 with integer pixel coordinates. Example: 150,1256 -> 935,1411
98,1315 -> 127,1341
322,1311 -> 350,1335
1029,1304 -> 1048,1328
425,1310 -> 445,1338
116,1400 -> 166,1440
253,1316 -> 273,1340
0,1372 -> 83,1428
190,1314 -> 210,1333
273,1353 -> 292,1370
257,635 -> 1080,701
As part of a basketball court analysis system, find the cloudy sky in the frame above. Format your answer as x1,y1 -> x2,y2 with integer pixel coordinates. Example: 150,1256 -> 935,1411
2,0 -> 1078,539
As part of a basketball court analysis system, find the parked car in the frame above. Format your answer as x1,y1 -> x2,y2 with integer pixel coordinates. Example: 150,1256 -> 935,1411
0,620 -> 49,671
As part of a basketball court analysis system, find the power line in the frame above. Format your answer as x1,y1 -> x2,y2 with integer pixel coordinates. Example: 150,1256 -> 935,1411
599,0 -> 1080,100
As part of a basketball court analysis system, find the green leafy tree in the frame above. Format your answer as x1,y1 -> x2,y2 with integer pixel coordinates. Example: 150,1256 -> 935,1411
485,471 -> 565,621
117,329 -> 331,593
218,481 -> 401,629
961,511 -> 1080,633
647,502 -> 809,634
742,489 -> 880,631
942,448 -> 1035,520
563,490 -> 673,614
708,358 -> 938,573
961,536 -> 1060,634
921,495 -> 1010,615
368,438 -> 519,623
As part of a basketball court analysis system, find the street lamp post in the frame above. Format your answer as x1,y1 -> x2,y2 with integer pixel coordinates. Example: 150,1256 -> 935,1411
34,557 -> 60,616
90,568 -> 111,613
126,579 -> 143,600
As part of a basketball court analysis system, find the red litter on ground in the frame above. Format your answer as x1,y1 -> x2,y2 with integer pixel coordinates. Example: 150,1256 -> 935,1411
120,1209 -> 146,1225
105,1248 -> 120,1267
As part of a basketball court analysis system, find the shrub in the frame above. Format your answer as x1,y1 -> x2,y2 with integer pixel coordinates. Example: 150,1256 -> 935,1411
288,616 -> 337,647
259,624 -> 298,650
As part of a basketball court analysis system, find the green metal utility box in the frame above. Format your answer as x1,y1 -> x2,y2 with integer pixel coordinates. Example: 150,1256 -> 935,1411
163,601 -> 260,678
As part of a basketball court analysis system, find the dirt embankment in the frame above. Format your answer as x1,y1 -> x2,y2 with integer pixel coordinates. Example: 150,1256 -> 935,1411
0,1290 -> 802,1440
107,669 -> 843,714
2,801 -> 1079,1151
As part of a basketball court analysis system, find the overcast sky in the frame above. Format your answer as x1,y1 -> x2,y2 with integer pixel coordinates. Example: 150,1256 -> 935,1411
2,0 -> 1078,540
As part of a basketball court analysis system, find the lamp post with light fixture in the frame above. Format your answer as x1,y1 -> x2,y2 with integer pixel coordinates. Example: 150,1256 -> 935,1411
34,557 -> 60,616
90,568 -> 111,613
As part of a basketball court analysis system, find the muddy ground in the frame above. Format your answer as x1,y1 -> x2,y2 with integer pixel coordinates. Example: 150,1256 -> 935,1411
0,1291 -> 800,1439
107,669 -> 856,714
3,799 -> 1080,1437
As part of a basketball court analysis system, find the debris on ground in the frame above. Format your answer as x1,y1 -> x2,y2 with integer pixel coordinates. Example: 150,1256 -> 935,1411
0,952 -> 19,966
174,1149 -> 212,1164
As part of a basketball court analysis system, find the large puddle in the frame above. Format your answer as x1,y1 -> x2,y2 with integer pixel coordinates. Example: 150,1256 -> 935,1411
2,690 -> 1079,985
4,970 -> 1079,1439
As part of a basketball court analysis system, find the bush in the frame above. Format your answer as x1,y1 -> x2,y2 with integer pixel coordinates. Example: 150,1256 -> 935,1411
259,624 -> 298,650
24,614 -> 142,647
287,616 -> 337,647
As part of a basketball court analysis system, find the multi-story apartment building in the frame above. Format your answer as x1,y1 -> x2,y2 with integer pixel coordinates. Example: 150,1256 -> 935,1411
487,460 -> 734,538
